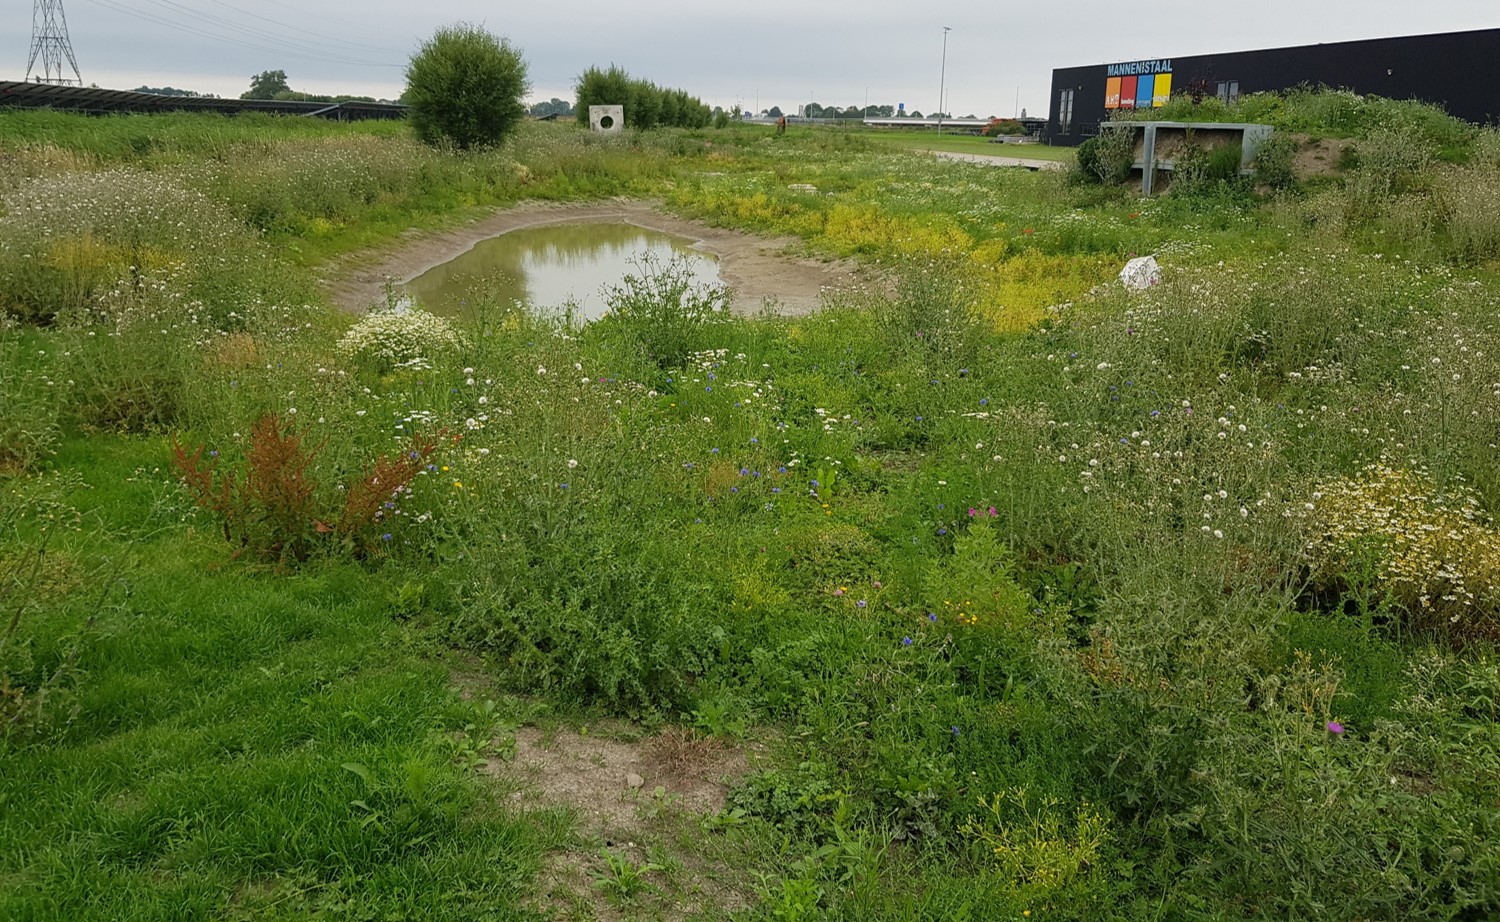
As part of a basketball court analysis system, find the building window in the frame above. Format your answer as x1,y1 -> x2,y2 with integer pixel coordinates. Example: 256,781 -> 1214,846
1216,80 -> 1240,105
1059,88 -> 1074,133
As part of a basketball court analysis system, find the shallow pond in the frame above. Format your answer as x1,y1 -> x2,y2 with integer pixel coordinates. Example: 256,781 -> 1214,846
403,222 -> 721,321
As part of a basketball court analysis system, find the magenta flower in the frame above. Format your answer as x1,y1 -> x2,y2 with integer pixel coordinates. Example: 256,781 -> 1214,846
1326,721 -> 1345,735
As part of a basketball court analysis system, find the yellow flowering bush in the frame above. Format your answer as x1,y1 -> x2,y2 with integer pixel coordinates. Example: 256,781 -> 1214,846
1306,462 -> 1500,636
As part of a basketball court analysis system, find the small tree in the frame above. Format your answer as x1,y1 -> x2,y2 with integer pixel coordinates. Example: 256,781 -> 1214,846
404,24 -> 530,149
242,69 -> 289,100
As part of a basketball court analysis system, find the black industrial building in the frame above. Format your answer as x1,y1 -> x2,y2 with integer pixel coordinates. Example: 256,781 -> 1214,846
1045,27 -> 1500,145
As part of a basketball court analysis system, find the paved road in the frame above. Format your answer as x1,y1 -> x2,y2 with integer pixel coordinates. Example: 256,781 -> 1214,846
930,150 -> 1068,171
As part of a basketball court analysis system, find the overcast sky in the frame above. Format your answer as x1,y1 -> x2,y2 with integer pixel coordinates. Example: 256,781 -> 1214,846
2,2 -> 1495,116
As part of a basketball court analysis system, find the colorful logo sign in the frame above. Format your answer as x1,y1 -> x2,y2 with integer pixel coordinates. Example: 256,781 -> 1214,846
1105,59 -> 1172,110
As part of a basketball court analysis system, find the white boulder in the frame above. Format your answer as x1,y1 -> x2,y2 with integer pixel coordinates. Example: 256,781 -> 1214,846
1118,256 -> 1162,290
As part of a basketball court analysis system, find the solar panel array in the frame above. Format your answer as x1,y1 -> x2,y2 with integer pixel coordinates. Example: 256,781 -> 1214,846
0,81 -> 406,120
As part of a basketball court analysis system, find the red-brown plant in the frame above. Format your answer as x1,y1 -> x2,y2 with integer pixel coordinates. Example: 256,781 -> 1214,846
172,413 -> 443,563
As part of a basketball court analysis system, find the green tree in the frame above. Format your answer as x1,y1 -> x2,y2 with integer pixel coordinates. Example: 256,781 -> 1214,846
574,65 -> 631,125
404,23 -> 529,149
241,69 -> 289,100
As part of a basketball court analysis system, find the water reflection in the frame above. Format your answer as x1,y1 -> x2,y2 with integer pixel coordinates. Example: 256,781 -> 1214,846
403,222 -> 720,321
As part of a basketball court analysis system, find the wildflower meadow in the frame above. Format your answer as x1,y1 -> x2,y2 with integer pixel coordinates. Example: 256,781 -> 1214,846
1,99 -> 1498,920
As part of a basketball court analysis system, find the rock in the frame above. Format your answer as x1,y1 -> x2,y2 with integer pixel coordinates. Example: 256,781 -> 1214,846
625,772 -> 645,789
1118,256 -> 1162,290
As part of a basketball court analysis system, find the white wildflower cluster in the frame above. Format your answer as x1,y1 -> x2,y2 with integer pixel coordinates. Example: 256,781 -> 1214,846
336,307 -> 463,372
1304,461 -> 1500,632
686,349 -> 780,409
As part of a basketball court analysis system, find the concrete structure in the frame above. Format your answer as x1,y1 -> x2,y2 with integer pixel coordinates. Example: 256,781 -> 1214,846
1099,121 -> 1273,195
1047,28 -> 1500,145
589,105 -> 623,133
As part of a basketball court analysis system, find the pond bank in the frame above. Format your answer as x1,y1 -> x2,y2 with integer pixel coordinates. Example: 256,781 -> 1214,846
319,199 -> 871,316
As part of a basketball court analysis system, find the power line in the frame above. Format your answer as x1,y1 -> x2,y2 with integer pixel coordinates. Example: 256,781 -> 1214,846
78,0 -> 403,68
145,0 -> 402,59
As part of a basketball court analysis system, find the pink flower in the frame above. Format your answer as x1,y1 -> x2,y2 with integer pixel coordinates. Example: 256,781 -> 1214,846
968,507 -> 977,517
987,506 -> 997,517
1326,721 -> 1345,735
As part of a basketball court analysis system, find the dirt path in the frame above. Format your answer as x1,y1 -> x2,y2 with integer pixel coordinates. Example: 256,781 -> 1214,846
319,199 -> 871,316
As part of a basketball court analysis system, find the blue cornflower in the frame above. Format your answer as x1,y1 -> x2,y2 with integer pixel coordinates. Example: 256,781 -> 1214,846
902,636 -> 912,646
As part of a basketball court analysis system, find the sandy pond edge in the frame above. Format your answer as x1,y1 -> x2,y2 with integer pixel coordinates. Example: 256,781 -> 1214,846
316,198 -> 874,316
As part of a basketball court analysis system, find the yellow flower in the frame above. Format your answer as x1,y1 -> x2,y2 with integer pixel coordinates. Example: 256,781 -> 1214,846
453,481 -> 463,488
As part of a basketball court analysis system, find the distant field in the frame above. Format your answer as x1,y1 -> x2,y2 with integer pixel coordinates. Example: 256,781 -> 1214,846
856,129 -> 1076,162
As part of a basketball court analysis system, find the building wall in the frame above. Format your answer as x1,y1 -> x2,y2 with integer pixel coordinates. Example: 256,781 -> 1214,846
1046,28 -> 1500,145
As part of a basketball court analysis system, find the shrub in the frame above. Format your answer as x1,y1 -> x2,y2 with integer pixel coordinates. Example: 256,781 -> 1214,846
593,252 -> 728,372
1172,141 -> 1246,196
404,24 -> 530,150
1305,462 -> 1500,640
1433,164 -> 1500,263
172,413 -> 444,563
336,302 -> 463,373
574,65 -> 711,130
1252,134 -> 1298,191
1073,129 -> 1134,185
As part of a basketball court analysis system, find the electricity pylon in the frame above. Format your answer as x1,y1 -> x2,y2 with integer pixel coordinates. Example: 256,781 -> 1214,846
26,0 -> 83,85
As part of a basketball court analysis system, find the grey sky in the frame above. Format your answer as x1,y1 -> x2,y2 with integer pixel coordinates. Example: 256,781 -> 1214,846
2,2 -> 1495,117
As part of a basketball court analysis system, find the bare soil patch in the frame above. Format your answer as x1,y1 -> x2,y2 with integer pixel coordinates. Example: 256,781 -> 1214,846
320,199 -> 871,317
486,722 -> 765,921
1290,134 -> 1353,179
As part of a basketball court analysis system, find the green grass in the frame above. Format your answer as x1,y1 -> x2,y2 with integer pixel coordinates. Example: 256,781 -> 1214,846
4,102 -> 1500,921
0,442 -> 555,921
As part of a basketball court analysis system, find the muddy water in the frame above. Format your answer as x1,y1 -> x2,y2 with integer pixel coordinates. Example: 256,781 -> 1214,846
402,222 -> 721,321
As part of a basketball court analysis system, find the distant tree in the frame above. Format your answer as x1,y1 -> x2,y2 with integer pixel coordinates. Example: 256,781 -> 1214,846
135,85 -> 213,98
909,110 -> 923,118
242,70 -> 290,100
529,97 -> 574,117
804,102 -> 824,118
404,23 -> 530,149
767,105 -> 783,118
